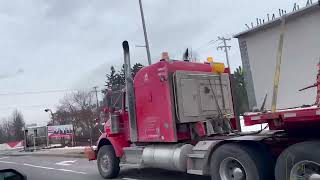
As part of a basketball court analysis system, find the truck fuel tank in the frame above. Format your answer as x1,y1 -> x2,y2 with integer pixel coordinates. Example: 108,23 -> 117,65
142,144 -> 193,171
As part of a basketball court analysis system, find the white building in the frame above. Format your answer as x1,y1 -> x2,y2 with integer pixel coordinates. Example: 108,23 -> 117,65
234,2 -> 320,110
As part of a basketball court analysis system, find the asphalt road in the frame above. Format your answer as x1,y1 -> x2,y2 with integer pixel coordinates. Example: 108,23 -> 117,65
0,155 -> 210,180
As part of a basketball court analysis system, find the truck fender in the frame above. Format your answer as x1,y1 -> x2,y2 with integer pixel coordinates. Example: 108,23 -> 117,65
189,135 -> 274,175
97,133 -> 129,157
188,140 -> 225,175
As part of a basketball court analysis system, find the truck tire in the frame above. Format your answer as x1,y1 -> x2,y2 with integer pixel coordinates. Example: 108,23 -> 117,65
275,141 -> 320,180
210,143 -> 272,180
97,145 -> 120,179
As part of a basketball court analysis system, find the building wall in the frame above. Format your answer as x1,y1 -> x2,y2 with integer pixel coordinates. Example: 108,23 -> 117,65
239,10 -> 320,109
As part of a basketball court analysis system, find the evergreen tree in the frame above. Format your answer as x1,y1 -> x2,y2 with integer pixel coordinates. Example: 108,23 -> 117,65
103,63 -> 144,93
231,66 -> 249,115
132,63 -> 144,78
104,66 -> 124,92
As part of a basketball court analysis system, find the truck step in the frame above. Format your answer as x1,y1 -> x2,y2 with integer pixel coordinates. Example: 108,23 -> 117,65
123,146 -> 144,164
120,163 -> 142,168
187,169 -> 204,175
188,153 -> 205,159
123,146 -> 144,151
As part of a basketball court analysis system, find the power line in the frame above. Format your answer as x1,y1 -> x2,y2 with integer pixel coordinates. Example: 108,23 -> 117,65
0,86 -> 105,96
194,39 -> 220,52
0,104 -> 56,110
0,89 -> 78,96
208,39 -> 220,46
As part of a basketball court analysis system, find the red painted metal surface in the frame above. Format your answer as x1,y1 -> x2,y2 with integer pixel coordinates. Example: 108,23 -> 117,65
195,122 -> 207,137
134,60 -> 212,142
101,98 -> 130,157
98,132 -> 129,157
243,106 -> 320,130
84,146 -> 96,160
176,124 -> 190,140
96,59 -> 232,155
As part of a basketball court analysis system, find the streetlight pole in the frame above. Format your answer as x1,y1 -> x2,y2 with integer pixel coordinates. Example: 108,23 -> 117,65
44,108 -> 54,125
138,0 -> 152,65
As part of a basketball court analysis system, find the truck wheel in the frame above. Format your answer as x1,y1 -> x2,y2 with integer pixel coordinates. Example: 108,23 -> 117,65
210,143 -> 272,180
97,145 -> 120,179
275,141 -> 320,180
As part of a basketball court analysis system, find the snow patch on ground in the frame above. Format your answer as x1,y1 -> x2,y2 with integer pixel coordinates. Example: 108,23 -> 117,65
49,146 -> 97,151
240,116 -> 269,132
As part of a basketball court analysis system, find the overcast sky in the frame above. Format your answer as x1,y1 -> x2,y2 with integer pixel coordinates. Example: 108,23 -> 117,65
0,0 -> 308,125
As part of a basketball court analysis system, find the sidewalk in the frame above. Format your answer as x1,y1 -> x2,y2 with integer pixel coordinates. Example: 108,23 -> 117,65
1,146 -> 95,159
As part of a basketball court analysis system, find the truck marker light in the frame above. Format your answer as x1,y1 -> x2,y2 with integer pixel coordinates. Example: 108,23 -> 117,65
161,52 -> 169,61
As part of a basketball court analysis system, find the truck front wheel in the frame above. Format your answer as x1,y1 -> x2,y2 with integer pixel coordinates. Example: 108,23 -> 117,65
97,145 -> 120,179
275,141 -> 320,180
210,143 -> 272,180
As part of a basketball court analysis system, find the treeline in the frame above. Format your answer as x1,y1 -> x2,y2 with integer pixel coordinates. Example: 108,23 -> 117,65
0,109 -> 25,143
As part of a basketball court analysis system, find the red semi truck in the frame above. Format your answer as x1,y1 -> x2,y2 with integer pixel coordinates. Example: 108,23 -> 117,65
85,41 -> 320,180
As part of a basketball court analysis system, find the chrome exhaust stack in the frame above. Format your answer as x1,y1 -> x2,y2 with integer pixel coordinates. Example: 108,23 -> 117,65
122,41 -> 138,142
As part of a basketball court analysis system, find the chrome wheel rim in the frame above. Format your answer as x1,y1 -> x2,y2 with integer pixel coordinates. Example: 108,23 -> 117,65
219,157 -> 246,180
290,160 -> 320,180
100,154 -> 110,172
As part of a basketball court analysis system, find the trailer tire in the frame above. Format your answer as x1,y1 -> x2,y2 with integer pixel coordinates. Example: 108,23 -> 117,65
210,143 -> 272,180
97,145 -> 120,179
275,141 -> 320,180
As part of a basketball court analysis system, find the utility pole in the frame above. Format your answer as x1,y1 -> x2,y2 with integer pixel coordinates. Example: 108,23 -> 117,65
138,0 -> 152,65
91,86 -> 100,147
217,37 -> 241,132
217,37 -> 232,69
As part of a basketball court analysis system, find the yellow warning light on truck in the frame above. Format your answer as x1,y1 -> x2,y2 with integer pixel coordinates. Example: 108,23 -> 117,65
207,57 -> 225,73
212,62 -> 225,73
207,57 -> 214,63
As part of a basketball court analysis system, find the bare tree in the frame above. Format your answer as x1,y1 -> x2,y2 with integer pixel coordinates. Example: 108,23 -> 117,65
55,91 -> 96,145
0,118 -> 13,143
11,109 -> 25,141
0,110 -> 25,143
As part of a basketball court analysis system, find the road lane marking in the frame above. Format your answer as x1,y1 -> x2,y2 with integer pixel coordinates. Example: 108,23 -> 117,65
0,157 -> 8,160
23,163 -> 87,174
58,168 -> 87,174
0,160 -> 87,175
55,160 -> 77,166
24,163 -> 56,170
122,178 -> 139,180
0,160 -> 18,164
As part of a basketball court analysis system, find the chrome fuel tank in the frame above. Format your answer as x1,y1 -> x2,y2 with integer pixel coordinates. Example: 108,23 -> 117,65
142,144 -> 193,172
